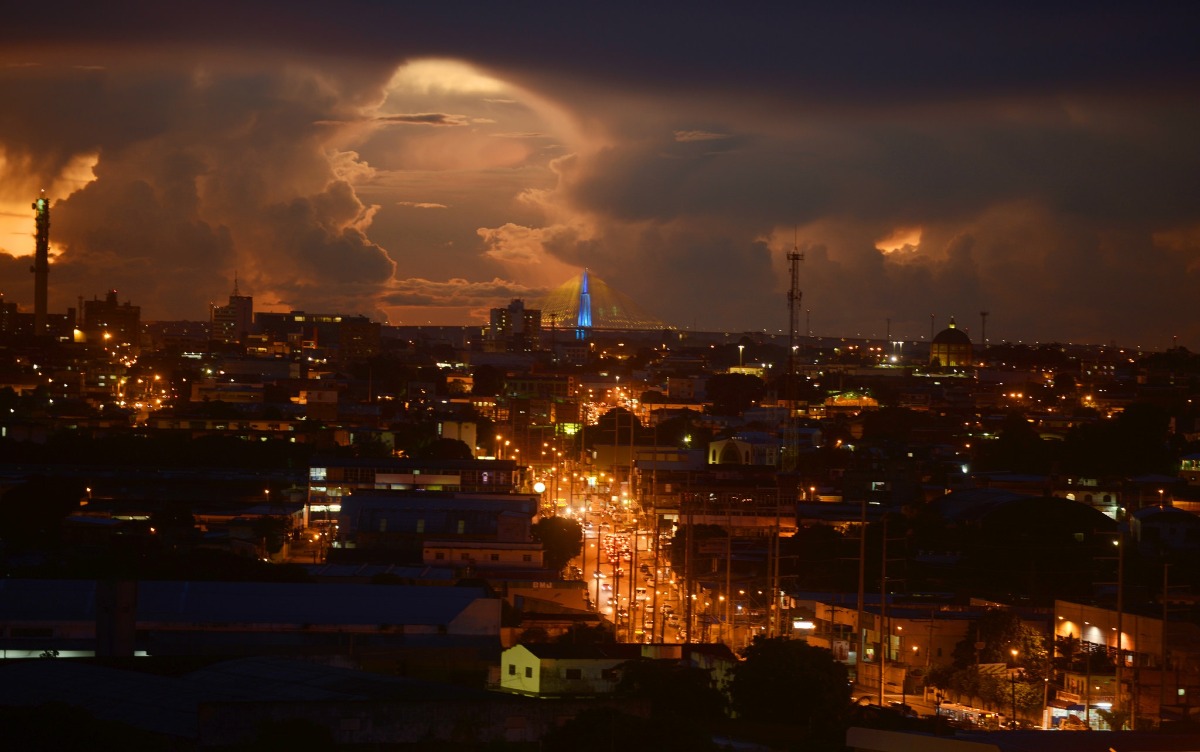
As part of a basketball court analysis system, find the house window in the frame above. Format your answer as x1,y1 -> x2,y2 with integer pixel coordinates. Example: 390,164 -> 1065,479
564,668 -> 582,680
435,552 -> 445,560
379,518 -> 387,532
416,519 -> 425,533
522,554 -> 532,562
524,666 -> 533,678
508,664 -> 516,675
461,553 -> 470,560
457,520 -> 465,534
490,553 -> 500,561
601,668 -> 617,681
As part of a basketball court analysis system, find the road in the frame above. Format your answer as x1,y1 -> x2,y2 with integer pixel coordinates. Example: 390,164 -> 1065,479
573,493 -> 685,643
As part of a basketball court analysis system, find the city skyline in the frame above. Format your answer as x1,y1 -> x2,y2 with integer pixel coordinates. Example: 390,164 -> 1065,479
1,3 -> 1198,348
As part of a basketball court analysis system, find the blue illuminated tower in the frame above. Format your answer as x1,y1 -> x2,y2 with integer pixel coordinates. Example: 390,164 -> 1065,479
575,268 -> 593,338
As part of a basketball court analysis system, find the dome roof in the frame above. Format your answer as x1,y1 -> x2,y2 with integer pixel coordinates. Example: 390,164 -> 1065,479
932,319 -> 971,345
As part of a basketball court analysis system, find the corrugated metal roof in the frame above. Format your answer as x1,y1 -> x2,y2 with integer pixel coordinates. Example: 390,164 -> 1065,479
0,579 -> 494,627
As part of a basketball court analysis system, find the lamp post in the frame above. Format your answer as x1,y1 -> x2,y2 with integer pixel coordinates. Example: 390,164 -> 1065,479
1042,677 -> 1050,730
1010,648 -> 1019,728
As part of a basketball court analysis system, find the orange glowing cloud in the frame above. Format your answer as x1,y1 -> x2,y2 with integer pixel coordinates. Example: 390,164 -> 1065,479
875,226 -> 923,254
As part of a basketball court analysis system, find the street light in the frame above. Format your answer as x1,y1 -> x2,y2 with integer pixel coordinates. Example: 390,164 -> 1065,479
1010,648 -> 1019,728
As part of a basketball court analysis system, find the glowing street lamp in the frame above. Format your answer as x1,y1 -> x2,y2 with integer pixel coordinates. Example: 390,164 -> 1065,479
1010,648 -> 1019,727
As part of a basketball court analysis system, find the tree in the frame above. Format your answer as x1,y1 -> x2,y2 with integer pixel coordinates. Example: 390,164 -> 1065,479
653,413 -> 711,449
412,437 -> 473,460
244,717 -> 336,751
617,657 -> 727,727
1094,706 -> 1131,731
251,516 -> 291,556
591,407 -> 642,447
860,407 -> 925,445
0,702 -> 168,751
553,623 -> 615,644
541,706 -> 716,752
0,475 -> 86,547
729,637 -> 851,740
978,411 -> 1052,473
471,364 -> 504,396
530,516 -> 582,572
954,608 -> 1050,679
706,373 -> 766,416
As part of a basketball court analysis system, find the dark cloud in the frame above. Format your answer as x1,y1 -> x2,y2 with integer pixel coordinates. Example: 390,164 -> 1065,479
1,4 -> 1198,343
0,56 -> 402,318
367,113 -> 471,126
8,3 -> 1199,103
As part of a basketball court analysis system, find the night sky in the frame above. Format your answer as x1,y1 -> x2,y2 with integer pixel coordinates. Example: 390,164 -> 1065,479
1,2 -> 1198,346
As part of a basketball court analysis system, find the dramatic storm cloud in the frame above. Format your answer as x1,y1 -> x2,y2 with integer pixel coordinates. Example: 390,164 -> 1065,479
0,3 -> 1197,344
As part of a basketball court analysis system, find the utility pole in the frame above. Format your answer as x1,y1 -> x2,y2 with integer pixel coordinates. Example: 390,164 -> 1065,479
684,480 -> 693,644
1116,519 -> 1125,728
725,530 -> 733,646
595,531 -> 603,613
1161,563 -> 1170,728
879,515 -> 888,707
628,396 -> 636,512
650,424 -> 659,643
774,500 -> 782,638
856,498 -> 867,688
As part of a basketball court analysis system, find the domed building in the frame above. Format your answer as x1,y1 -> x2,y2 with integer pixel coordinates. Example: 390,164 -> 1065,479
930,318 -> 972,367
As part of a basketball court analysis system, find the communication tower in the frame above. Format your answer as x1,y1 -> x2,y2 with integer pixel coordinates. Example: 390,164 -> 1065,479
31,191 -> 50,336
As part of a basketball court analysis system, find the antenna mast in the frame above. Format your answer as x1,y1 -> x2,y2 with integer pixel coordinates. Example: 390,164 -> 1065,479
785,235 -> 804,471
788,234 -> 804,357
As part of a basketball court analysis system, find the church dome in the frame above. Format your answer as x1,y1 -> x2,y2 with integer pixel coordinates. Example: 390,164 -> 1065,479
930,317 -> 972,367
933,322 -> 972,346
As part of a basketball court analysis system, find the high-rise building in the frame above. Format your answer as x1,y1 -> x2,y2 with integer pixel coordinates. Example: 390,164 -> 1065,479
252,310 -> 380,361
487,299 -> 541,352
82,290 -> 141,348
211,278 -> 254,345
0,294 -> 18,335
